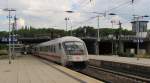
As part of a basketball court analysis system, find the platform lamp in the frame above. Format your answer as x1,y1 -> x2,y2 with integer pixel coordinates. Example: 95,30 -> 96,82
109,13 -> 117,55
92,12 -> 107,55
64,17 -> 69,32
65,10 -> 75,36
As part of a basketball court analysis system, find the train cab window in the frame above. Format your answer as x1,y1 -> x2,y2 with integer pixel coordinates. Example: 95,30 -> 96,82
63,41 -> 85,55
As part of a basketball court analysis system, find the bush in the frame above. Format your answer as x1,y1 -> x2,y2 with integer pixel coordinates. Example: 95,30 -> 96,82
118,52 -> 135,57
137,54 -> 150,58
0,50 -> 8,55
127,53 -> 135,57
118,52 -> 126,57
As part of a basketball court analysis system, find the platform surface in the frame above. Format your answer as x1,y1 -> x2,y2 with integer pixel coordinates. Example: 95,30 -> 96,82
89,55 -> 150,67
0,55 -> 103,83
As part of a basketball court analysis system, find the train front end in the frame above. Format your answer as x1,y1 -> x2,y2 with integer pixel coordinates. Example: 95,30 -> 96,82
63,41 -> 88,69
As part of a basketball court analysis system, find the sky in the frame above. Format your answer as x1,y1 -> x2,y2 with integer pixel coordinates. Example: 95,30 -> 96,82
0,0 -> 150,31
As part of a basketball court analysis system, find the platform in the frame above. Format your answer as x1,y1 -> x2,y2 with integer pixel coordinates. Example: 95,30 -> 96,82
0,55 -> 103,83
88,55 -> 150,67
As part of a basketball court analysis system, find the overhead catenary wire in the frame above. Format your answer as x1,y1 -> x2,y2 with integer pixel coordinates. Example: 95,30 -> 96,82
0,0 -> 141,31
80,0 -> 92,8
77,0 -> 95,11
78,0 -> 90,7
105,0 -> 132,13
72,16 -> 97,28
70,0 -> 135,29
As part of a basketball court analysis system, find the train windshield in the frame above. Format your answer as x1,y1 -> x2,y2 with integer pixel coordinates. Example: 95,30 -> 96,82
63,41 -> 86,55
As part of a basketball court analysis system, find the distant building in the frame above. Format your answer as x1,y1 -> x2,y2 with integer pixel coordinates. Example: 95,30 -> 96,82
131,21 -> 149,32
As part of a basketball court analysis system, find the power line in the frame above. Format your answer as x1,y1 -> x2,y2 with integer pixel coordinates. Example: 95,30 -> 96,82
70,0 -> 134,29
78,0 -> 91,8
105,0 -> 132,13
72,16 -> 97,28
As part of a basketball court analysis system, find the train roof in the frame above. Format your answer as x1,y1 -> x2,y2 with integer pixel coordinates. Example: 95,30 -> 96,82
36,36 -> 83,47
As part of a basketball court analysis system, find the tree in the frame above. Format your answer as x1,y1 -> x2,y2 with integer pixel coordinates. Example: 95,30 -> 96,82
72,26 -> 96,37
0,31 -> 8,37
0,26 -> 135,39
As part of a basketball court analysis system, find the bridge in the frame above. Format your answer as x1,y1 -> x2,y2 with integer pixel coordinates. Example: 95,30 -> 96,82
1,35 -> 150,55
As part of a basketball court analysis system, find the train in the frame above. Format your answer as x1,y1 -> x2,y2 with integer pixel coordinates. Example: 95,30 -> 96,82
33,36 -> 88,68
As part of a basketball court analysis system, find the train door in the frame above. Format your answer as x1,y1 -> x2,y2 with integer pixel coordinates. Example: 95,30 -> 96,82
58,43 -> 67,66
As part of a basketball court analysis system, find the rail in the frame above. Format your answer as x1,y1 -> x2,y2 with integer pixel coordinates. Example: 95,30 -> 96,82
80,64 -> 150,83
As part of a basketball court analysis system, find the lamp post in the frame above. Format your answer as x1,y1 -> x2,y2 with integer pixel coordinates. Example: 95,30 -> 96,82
12,15 -> 18,59
70,24 -> 73,36
94,12 -> 116,55
97,16 -> 100,55
110,20 -> 115,54
64,17 -> 69,32
3,8 -> 16,64
92,12 -> 106,55
65,10 -> 75,36
109,13 -> 118,55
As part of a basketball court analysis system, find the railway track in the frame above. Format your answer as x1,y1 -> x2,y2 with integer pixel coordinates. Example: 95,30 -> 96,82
79,65 -> 150,83
37,56 -> 150,83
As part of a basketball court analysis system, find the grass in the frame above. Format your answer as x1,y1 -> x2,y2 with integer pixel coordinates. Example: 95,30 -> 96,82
0,50 -> 8,56
0,50 -> 8,59
136,54 -> 150,59
0,50 -> 8,55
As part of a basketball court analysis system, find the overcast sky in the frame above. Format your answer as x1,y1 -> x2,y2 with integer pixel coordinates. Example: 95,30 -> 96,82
0,0 -> 150,31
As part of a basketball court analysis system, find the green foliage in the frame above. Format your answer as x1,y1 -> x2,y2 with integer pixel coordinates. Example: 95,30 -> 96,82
99,28 -> 116,36
0,31 -> 8,37
118,52 -> 135,57
0,50 -> 8,55
139,54 -> 150,58
0,26 -> 135,38
0,44 -> 8,50
15,26 -> 65,38
122,29 -> 135,35
73,26 -> 96,37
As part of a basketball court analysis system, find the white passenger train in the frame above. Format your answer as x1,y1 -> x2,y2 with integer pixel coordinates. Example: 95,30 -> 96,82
33,36 -> 88,67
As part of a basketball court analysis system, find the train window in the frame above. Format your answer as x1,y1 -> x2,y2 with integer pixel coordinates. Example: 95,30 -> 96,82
49,46 -> 50,52
41,46 -> 47,52
50,45 -> 52,52
51,45 -> 53,52
41,47 -> 43,51
45,46 -> 48,52
50,45 -> 51,52
59,43 -> 61,50
53,45 -> 54,52
40,47 -> 42,51
42,47 -> 45,51
54,45 -> 55,53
